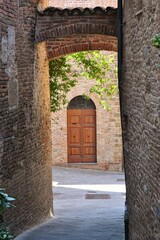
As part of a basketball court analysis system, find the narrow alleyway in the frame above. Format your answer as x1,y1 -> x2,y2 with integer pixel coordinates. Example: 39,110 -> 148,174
16,167 -> 125,240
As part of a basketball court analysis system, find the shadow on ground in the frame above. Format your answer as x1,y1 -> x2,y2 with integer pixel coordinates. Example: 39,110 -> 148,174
16,167 -> 125,240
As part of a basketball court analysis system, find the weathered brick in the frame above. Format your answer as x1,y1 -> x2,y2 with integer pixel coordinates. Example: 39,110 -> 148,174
0,0 -> 52,235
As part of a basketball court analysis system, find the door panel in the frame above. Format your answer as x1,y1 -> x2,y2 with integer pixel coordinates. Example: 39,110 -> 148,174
83,147 -> 95,155
68,128 -> 81,144
67,109 -> 96,163
69,148 -> 81,155
83,127 -> 95,143
83,116 -> 95,124
69,115 -> 80,124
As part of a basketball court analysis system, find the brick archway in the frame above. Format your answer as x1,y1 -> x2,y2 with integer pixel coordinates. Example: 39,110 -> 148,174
35,7 -> 117,59
35,7 -> 117,44
36,22 -> 117,43
47,35 -> 117,60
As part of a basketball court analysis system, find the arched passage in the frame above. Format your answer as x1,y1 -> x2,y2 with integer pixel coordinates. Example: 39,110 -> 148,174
39,5 -> 120,172
1,4 -> 119,235
35,6 -> 118,62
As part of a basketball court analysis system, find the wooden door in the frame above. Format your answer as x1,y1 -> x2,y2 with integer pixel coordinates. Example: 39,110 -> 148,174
67,109 -> 96,163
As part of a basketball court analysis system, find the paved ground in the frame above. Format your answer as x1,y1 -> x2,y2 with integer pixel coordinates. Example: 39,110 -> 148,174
16,167 -> 125,240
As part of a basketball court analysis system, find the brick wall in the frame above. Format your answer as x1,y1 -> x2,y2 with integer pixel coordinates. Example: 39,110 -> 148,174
35,7 -> 117,44
123,1 -> 160,239
47,35 -> 117,59
51,51 -> 123,171
49,0 -> 117,8
0,0 -> 53,235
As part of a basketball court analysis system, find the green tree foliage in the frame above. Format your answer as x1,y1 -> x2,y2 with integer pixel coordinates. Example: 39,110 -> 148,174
152,34 -> 160,48
49,51 -> 117,112
0,225 -> 14,240
49,57 -> 78,112
151,34 -> 160,69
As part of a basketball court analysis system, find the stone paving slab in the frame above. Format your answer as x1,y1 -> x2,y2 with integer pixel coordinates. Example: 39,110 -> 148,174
16,167 -> 125,240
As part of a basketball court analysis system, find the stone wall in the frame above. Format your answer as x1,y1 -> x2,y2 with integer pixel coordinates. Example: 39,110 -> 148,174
51,51 -> 123,171
123,1 -> 160,239
0,0 -> 53,235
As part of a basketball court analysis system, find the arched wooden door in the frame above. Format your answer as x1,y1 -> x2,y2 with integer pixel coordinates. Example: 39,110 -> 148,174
67,96 -> 97,163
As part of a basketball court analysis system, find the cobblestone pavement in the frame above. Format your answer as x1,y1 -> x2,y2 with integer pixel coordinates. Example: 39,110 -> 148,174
16,167 -> 125,240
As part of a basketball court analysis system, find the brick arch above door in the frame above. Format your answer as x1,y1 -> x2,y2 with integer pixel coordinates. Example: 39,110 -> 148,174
47,35 -> 117,60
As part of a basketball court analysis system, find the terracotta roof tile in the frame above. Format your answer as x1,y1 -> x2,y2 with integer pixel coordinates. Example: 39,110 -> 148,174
38,6 -> 117,16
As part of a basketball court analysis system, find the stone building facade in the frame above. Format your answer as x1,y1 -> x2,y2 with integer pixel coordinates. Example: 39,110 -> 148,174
51,52 -> 123,171
0,0 -> 159,239
123,1 -> 160,239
